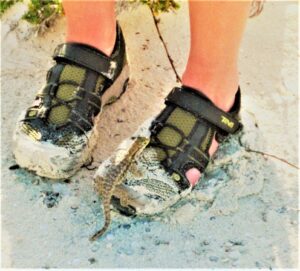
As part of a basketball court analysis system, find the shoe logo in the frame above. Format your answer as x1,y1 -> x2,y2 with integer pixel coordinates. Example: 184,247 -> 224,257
221,116 -> 234,129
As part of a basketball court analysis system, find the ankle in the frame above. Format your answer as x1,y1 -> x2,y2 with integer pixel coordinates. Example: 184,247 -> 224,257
182,64 -> 239,112
63,0 -> 116,56
66,26 -> 116,56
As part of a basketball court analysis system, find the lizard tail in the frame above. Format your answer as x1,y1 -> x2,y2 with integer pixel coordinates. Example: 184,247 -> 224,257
89,201 -> 111,241
90,227 -> 108,241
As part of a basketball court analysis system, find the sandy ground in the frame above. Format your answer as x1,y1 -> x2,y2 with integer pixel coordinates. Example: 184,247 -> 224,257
1,1 -> 298,268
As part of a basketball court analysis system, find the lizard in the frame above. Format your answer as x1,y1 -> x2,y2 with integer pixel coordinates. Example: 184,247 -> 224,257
90,136 -> 150,241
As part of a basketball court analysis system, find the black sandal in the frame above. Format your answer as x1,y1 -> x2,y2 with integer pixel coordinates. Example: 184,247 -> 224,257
13,24 -> 129,179
149,86 -> 242,190
109,85 -> 242,215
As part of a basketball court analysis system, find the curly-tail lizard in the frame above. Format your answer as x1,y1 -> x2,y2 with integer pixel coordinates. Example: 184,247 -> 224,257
90,137 -> 149,241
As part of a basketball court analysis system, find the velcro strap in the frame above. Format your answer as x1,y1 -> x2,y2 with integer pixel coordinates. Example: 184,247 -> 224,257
53,43 -> 117,80
165,87 -> 241,134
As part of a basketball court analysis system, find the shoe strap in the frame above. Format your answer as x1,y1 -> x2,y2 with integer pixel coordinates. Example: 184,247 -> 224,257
165,86 -> 242,135
53,24 -> 125,81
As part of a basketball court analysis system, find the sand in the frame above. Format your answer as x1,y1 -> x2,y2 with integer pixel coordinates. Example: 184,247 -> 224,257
1,1 -> 298,268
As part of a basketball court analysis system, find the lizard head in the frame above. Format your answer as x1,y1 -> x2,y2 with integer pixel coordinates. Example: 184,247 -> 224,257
130,136 -> 150,157
135,136 -> 150,148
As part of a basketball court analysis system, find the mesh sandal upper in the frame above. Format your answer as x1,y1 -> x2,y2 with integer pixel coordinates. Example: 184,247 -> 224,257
148,86 -> 242,190
21,24 -> 126,145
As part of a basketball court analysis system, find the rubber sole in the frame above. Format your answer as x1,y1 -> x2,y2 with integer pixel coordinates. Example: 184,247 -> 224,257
111,183 -> 183,216
12,63 -> 130,179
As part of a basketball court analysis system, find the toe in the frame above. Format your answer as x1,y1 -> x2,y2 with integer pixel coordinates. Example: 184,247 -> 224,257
185,168 -> 201,187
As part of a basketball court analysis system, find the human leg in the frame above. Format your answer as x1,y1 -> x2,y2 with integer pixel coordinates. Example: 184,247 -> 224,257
182,0 -> 251,185
108,1 -> 253,216
13,0 -> 128,178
